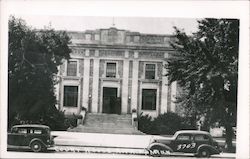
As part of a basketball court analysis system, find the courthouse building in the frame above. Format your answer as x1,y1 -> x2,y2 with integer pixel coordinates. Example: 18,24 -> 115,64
55,27 -> 178,118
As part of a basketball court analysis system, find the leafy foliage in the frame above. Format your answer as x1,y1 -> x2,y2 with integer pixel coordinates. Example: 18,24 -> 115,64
8,16 -> 71,130
138,113 -> 153,134
166,18 -> 239,151
138,112 -> 195,135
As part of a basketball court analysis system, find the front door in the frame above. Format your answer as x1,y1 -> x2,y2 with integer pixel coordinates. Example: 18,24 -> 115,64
173,133 -> 194,153
102,87 -> 121,114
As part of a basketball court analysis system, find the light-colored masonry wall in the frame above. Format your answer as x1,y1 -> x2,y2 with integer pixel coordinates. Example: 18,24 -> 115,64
56,28 -> 177,118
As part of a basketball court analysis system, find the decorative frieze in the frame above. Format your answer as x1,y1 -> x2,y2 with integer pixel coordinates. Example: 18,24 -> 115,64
139,51 -> 164,59
99,50 -> 125,57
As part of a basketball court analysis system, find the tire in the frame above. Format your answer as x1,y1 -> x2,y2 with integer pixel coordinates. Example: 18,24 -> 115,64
198,149 -> 210,157
30,141 -> 43,152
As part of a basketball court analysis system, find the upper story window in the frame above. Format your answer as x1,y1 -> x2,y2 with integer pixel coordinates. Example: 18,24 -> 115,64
106,62 -> 116,78
85,34 -> 91,40
134,36 -> 140,42
94,34 -> 100,41
67,61 -> 77,76
145,64 -> 156,79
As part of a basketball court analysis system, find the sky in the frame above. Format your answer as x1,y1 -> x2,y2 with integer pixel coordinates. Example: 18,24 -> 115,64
15,15 -> 199,35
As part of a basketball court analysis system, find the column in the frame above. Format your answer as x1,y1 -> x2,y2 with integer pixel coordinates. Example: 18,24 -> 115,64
92,58 -> 100,113
161,61 -> 168,114
131,59 -> 139,111
171,81 -> 177,112
82,58 -> 90,111
121,59 -> 129,114
54,66 -> 60,110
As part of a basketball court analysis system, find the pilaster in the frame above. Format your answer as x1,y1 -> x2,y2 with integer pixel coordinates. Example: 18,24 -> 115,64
82,58 -> 90,110
121,58 -> 129,114
92,58 -> 100,113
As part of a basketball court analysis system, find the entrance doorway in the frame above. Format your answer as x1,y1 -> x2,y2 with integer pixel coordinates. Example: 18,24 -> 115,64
102,87 -> 121,114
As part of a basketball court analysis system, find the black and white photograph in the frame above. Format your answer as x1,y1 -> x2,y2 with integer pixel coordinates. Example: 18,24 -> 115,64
0,1 -> 249,159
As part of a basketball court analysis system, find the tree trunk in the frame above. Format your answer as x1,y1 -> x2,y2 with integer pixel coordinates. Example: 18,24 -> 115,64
225,122 -> 233,152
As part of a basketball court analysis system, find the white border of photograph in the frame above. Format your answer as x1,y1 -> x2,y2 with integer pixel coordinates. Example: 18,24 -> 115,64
0,0 -> 249,158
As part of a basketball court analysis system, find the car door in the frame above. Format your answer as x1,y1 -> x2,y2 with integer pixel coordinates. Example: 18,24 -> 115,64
12,128 -> 28,146
194,134 -> 211,150
7,127 -> 18,146
172,133 -> 195,153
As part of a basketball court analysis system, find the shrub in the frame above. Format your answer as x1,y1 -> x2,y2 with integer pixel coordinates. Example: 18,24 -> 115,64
152,112 -> 183,135
9,107 -> 73,131
138,112 -> 196,135
138,113 -> 154,134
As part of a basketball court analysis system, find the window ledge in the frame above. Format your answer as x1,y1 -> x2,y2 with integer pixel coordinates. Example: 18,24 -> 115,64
62,76 -> 82,80
139,79 -> 161,83
101,77 -> 122,82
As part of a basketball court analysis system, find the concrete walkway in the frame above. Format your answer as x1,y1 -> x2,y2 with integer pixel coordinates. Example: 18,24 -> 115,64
52,131 -> 153,148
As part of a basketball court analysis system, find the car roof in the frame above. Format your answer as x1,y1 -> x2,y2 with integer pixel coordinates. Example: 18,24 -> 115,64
175,130 -> 211,135
12,124 -> 50,129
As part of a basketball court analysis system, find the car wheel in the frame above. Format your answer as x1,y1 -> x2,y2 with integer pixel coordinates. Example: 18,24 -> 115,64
30,141 -> 43,152
198,149 -> 210,157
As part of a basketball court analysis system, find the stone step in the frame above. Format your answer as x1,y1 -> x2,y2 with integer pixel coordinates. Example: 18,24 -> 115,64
69,126 -> 143,135
70,113 -> 142,135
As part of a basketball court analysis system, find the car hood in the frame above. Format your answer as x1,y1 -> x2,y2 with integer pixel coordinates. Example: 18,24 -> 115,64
151,135 -> 174,144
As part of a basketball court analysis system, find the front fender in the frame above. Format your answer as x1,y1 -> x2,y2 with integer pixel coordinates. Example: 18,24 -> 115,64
197,144 -> 221,155
147,142 -> 173,156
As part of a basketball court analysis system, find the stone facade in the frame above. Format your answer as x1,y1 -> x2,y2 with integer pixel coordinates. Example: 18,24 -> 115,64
56,27 -> 177,118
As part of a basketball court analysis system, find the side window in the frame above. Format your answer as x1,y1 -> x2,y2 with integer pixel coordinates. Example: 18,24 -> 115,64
176,134 -> 191,141
11,127 -> 18,133
67,61 -> 77,76
17,128 -> 28,134
30,129 -> 43,134
194,134 -> 210,141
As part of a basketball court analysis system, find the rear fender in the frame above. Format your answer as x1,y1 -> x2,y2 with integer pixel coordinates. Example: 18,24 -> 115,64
197,144 -> 220,155
29,138 -> 46,148
147,142 -> 173,156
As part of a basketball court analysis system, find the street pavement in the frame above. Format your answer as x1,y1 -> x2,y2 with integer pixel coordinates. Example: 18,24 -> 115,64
5,149 -> 235,158
49,131 -> 235,158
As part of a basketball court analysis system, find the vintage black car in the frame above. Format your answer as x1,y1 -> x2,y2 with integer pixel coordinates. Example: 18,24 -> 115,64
8,124 -> 55,152
147,130 -> 221,157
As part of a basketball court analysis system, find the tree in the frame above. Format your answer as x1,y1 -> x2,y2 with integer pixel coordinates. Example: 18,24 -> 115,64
8,16 -> 71,130
166,18 -> 239,151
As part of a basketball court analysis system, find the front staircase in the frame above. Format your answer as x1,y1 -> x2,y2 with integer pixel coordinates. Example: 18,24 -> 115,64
69,113 -> 144,135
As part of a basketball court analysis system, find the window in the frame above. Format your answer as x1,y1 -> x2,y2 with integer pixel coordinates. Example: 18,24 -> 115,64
30,129 -> 42,134
85,34 -> 91,40
63,86 -> 78,107
106,62 -> 116,78
194,134 -> 210,141
134,36 -> 140,42
177,134 -> 191,141
94,34 -> 100,41
67,61 -> 77,76
145,64 -> 156,79
142,89 -> 157,110
18,128 -> 27,134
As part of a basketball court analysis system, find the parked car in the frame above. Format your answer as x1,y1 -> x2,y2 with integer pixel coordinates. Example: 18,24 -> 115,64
8,124 -> 55,152
147,130 -> 221,157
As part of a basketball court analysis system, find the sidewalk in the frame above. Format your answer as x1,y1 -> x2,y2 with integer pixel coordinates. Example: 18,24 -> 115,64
52,131 -> 153,149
